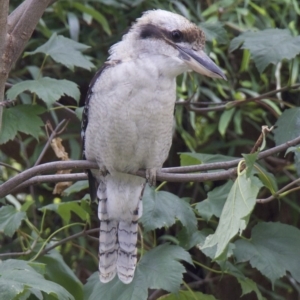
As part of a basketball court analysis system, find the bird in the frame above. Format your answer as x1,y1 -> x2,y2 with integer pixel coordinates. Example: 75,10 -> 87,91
81,9 -> 226,284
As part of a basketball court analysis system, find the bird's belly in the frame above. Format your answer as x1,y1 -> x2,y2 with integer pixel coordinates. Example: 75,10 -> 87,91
106,100 -> 174,172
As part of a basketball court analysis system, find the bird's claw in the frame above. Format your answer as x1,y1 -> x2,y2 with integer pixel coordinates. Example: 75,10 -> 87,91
146,168 -> 156,187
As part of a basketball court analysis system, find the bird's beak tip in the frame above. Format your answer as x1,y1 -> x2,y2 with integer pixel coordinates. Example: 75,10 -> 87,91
178,46 -> 226,81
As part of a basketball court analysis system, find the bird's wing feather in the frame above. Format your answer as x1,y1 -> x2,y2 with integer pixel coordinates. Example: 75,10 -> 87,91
81,61 -> 120,201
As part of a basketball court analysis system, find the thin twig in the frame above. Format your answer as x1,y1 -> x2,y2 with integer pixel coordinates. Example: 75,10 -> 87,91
179,83 -> 300,113
0,162 -> 21,173
34,119 -> 67,166
37,228 -> 100,258
257,178 -> 300,204
0,238 -> 38,258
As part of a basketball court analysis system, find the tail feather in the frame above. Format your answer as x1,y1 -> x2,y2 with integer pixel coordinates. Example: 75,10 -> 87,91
97,174 -> 145,284
117,221 -> 138,284
98,179 -> 118,283
98,220 -> 118,282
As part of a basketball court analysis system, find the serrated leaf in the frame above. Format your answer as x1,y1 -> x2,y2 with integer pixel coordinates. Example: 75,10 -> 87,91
0,206 -> 26,237
0,104 -> 45,144
37,250 -> 83,300
158,290 -> 217,300
230,29 -> 300,73
26,33 -> 95,71
177,228 -> 208,250
7,77 -> 80,106
62,180 -> 89,196
141,186 -> 197,234
40,200 -> 89,224
234,222 -> 300,287
274,108 -> 300,145
196,181 -> 233,221
201,172 -> 262,260
224,262 -> 267,300
200,21 -> 228,44
84,244 -> 192,300
0,259 -> 74,300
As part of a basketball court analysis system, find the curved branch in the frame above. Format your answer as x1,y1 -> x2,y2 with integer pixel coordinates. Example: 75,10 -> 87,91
1,134 -> 300,198
164,134 -> 300,173
10,173 -> 88,195
0,160 -> 98,198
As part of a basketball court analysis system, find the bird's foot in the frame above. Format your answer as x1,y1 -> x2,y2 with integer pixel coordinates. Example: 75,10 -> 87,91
146,168 -> 156,187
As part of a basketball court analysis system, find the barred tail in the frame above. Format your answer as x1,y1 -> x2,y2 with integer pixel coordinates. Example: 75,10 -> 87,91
117,190 -> 143,284
98,179 -> 118,283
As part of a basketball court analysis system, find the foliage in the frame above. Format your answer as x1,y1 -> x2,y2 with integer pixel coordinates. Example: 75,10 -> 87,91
1,0 -> 300,300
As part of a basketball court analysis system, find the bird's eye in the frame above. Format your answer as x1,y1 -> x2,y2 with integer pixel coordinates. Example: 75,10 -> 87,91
171,30 -> 183,42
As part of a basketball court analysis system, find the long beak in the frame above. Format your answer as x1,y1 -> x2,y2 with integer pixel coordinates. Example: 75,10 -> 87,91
177,46 -> 226,80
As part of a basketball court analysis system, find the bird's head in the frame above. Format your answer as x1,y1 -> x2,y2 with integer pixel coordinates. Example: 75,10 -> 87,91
108,9 -> 226,79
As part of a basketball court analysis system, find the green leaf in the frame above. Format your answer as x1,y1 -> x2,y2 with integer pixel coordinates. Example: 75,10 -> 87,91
0,259 -> 74,300
62,180 -> 89,196
158,290 -> 217,300
230,29 -> 300,72
255,165 -> 278,195
141,186 -> 197,234
242,152 -> 258,178
274,108 -> 300,145
75,107 -> 84,121
84,244 -> 192,300
0,206 -> 26,237
274,108 -> 300,176
73,3 -> 111,36
237,277 -> 267,300
224,262 -> 267,300
40,200 -> 90,224
200,21 -> 228,44
218,108 -> 236,137
201,172 -> 262,259
0,104 -> 45,144
180,152 -> 238,166
37,250 -> 83,300
25,33 -> 95,71
196,181 -> 233,221
177,228 -> 208,250
7,78 -> 80,106
234,222 -> 300,287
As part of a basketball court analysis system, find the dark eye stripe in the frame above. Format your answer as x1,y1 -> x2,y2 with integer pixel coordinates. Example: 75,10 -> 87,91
139,23 -> 205,46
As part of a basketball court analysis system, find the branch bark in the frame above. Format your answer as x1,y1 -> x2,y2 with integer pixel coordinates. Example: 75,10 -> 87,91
0,0 -> 10,131
1,133 -> 300,198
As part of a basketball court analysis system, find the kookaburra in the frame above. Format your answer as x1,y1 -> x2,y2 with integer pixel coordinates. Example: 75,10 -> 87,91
82,9 -> 226,284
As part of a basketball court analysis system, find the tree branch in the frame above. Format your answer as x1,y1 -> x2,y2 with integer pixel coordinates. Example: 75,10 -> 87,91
10,173 -> 88,194
0,0 -> 10,131
1,134 -> 300,198
178,83 -> 300,113
6,0 -> 55,73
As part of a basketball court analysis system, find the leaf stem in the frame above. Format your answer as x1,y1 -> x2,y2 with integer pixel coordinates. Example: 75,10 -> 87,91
182,281 -> 198,300
30,222 -> 86,261
193,260 -> 223,274
155,181 -> 167,191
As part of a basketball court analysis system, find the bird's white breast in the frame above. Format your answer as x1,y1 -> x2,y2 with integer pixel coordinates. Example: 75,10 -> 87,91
85,55 -> 177,174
